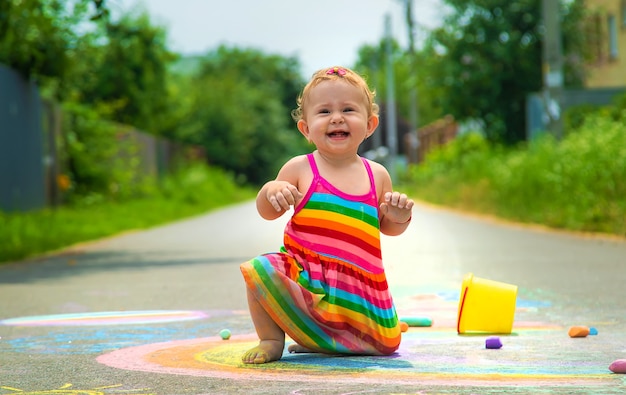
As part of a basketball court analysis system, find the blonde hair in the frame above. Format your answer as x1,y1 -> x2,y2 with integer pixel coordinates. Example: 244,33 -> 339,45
291,66 -> 379,122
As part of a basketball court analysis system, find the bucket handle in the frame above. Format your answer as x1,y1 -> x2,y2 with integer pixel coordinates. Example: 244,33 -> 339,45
457,286 -> 469,334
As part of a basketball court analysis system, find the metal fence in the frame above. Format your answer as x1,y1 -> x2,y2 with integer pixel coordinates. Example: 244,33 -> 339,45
0,64 -> 203,213
526,87 -> 626,140
0,64 -> 47,212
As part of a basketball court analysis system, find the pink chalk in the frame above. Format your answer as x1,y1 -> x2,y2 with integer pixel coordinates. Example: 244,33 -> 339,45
609,359 -> 626,374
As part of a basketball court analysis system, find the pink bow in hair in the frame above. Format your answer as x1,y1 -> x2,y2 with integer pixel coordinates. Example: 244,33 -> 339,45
326,67 -> 347,76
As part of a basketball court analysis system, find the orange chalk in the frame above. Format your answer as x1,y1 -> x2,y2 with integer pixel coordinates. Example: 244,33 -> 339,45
568,326 -> 590,338
399,321 -> 409,332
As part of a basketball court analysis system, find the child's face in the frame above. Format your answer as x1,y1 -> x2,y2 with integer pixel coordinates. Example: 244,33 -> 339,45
297,80 -> 378,157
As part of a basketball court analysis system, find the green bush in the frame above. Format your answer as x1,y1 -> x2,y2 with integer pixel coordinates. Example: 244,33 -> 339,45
406,116 -> 626,236
563,104 -> 600,132
0,164 -> 255,264
62,102 -> 143,202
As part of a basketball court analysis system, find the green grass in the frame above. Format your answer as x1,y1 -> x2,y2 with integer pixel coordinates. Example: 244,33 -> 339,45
0,164 -> 256,264
405,115 -> 626,237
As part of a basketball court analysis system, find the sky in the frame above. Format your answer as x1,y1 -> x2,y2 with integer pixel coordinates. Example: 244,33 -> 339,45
113,0 -> 447,77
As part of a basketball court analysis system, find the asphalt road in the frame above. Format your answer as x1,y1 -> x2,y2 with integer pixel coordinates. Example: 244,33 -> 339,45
1,200 -> 625,394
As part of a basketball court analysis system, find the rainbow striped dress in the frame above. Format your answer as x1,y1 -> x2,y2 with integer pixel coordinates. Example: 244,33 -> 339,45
240,153 -> 400,355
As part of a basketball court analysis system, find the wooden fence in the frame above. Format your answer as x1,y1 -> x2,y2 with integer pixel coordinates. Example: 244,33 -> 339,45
409,115 -> 459,163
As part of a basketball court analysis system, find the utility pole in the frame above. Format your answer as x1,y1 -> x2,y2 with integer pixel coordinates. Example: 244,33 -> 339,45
541,0 -> 564,140
385,13 -> 398,181
404,0 -> 419,163
369,58 -> 382,151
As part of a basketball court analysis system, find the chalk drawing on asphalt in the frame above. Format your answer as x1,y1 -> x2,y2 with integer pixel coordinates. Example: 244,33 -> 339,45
0,383 -> 152,395
96,326 -> 620,389
0,290 -> 558,358
0,290 -> 548,356
0,310 -> 209,326
0,310 -> 249,355
3,291 -> 621,390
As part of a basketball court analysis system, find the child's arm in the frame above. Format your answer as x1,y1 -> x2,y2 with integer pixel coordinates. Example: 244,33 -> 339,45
379,191 -> 414,236
369,160 -> 414,236
256,157 -> 305,220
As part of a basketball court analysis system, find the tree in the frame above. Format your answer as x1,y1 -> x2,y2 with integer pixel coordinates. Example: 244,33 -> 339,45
0,0 -> 107,93
424,0 -> 588,144
198,46 -> 303,125
353,38 -> 447,159
171,46 -> 308,185
0,0 -> 173,134
75,12 -> 176,135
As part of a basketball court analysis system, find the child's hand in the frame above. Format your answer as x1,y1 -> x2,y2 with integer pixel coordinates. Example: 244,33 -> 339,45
265,181 -> 303,212
380,191 -> 414,223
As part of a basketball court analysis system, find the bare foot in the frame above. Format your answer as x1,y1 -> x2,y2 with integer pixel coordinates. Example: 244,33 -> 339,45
288,343 -> 316,354
241,340 -> 284,364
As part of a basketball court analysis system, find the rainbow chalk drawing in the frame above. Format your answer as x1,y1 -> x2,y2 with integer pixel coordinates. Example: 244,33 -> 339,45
3,289 -> 622,392
91,289 -> 623,390
97,326 -> 620,389
0,310 -> 209,326
0,383 -> 152,395
1,310 -> 247,355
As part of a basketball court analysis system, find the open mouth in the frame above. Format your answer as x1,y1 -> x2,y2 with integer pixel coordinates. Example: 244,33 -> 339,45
328,131 -> 349,138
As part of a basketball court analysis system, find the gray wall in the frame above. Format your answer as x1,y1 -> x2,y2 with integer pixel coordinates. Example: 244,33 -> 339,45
526,87 -> 626,140
0,64 -> 205,213
0,64 -> 46,212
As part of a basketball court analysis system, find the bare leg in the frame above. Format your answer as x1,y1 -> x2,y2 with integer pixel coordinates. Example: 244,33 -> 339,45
242,288 -> 285,364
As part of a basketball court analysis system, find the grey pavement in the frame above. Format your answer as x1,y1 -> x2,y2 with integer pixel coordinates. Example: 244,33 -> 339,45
0,200 -> 625,394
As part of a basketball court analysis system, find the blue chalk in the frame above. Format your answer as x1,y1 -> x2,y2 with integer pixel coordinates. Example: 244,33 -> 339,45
589,327 -> 598,335
401,317 -> 433,327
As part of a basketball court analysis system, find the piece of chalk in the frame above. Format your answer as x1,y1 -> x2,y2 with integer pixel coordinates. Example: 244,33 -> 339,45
568,326 -> 590,338
485,336 -> 503,349
399,321 -> 409,332
401,317 -> 433,327
589,327 -> 598,335
219,328 -> 231,340
609,359 -> 626,373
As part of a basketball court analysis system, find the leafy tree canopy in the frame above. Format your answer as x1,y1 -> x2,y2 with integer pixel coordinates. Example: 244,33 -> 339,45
423,0 -> 587,144
0,0 -> 104,86
199,46 -> 304,118
74,11 -> 176,134
355,38 -> 446,129
170,46 -> 309,185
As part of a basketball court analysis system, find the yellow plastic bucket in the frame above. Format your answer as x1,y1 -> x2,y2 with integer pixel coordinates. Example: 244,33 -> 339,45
456,273 -> 518,334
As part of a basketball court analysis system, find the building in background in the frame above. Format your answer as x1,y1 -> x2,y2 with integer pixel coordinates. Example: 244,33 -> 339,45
527,0 -> 626,140
584,0 -> 626,87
